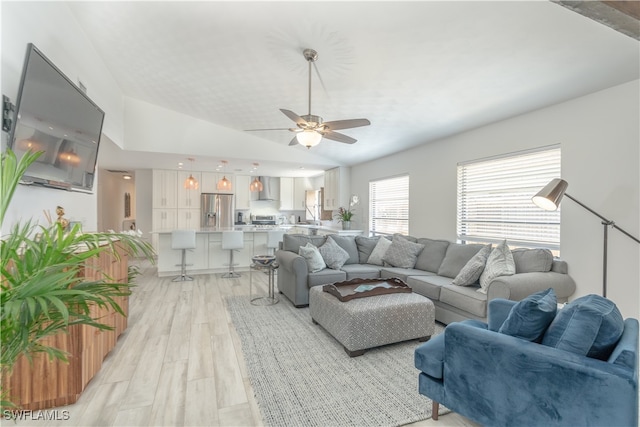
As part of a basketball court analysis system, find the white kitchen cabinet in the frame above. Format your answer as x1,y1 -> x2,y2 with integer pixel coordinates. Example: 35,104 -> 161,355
253,233 -> 268,256
201,172 -> 234,194
177,171 -> 201,209
235,175 -> 251,210
323,167 -> 350,211
279,177 -> 294,210
280,177 -> 312,211
152,208 -> 177,250
177,208 -> 201,229
294,177 -> 312,210
152,170 -> 178,208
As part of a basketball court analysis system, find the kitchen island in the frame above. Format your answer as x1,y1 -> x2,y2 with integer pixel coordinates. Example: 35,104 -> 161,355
153,225 -> 363,277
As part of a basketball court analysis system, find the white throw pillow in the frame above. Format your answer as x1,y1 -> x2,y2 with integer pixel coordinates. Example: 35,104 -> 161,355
367,237 -> 392,266
318,236 -> 350,270
452,244 -> 492,286
478,240 -> 515,293
298,242 -> 326,273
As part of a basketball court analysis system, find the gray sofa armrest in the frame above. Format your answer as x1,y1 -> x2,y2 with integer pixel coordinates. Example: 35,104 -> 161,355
275,249 -> 310,307
487,271 -> 576,302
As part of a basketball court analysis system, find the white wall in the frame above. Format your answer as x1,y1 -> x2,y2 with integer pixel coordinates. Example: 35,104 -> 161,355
351,80 -> 640,319
97,171 -> 136,233
135,169 -> 153,243
1,2 -> 125,231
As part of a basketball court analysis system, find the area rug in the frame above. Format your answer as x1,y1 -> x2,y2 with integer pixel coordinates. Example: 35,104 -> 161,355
225,295 -> 448,427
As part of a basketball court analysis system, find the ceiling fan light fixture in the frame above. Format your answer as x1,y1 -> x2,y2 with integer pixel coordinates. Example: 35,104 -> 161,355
296,130 -> 322,148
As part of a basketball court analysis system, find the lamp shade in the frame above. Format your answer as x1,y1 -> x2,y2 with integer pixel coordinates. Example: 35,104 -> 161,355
217,176 -> 231,191
184,174 -> 199,190
296,130 -> 322,148
532,178 -> 568,211
250,177 -> 263,192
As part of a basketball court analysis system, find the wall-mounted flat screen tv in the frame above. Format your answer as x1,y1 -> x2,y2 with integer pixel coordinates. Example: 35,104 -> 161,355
8,43 -> 105,192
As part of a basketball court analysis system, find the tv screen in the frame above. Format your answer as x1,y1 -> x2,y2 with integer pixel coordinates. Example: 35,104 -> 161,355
8,43 -> 105,192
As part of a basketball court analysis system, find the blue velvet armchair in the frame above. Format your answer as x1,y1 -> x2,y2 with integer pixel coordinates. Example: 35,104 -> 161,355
415,298 -> 639,427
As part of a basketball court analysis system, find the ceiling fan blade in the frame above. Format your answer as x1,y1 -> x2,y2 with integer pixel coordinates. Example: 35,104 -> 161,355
280,109 -> 307,126
245,128 -> 293,131
323,118 -> 371,131
288,136 -> 299,146
321,130 -> 357,144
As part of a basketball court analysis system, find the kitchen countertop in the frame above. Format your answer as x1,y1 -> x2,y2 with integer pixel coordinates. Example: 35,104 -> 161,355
152,224 -> 363,234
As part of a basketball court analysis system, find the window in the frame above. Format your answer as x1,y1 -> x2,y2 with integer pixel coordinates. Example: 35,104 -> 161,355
369,175 -> 409,236
457,146 -> 561,251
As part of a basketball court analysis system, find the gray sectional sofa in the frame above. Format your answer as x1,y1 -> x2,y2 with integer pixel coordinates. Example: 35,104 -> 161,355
275,234 -> 576,324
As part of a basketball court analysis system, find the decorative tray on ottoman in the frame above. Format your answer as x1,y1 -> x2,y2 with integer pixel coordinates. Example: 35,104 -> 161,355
323,277 -> 412,302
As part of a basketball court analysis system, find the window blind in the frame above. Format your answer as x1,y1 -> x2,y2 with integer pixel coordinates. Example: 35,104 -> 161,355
369,175 -> 409,236
457,146 -> 561,250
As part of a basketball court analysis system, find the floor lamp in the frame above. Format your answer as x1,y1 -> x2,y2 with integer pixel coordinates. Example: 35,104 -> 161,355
532,178 -> 640,298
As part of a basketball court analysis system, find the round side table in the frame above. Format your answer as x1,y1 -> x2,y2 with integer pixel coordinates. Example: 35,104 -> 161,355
250,262 -> 279,306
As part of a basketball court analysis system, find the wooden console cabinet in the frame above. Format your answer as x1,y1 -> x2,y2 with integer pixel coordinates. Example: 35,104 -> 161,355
2,244 -> 129,410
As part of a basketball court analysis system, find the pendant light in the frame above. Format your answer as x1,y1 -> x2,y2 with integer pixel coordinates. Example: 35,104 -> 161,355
183,158 -> 199,190
249,163 -> 263,192
217,160 -> 232,191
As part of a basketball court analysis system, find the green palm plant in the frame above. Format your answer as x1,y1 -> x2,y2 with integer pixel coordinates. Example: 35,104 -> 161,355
0,149 -> 155,409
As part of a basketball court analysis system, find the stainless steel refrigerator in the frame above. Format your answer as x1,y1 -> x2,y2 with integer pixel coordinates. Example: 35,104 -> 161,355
201,193 -> 234,228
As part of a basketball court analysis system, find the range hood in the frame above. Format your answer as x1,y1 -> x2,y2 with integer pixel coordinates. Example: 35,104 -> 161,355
251,176 -> 280,201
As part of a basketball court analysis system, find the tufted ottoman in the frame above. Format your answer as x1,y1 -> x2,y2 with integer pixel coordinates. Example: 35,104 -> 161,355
309,285 -> 435,357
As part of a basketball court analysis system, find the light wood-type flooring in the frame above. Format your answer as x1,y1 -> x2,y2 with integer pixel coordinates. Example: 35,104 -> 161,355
10,260 -> 477,427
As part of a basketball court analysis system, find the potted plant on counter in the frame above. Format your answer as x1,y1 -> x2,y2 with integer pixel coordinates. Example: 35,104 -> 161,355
0,149 -> 155,410
335,206 -> 354,230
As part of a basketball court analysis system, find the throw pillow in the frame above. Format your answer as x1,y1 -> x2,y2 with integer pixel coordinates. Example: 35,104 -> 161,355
367,237 -> 392,266
382,235 -> 425,269
512,248 -> 553,273
355,236 -> 379,263
329,235 -> 359,265
414,238 -> 450,273
542,294 -> 624,360
498,288 -> 557,342
318,236 -> 350,270
478,240 -> 515,294
437,243 -> 485,278
452,244 -> 492,286
298,242 -> 326,273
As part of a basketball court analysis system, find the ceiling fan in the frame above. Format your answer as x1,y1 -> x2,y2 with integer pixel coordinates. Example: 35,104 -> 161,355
246,48 -> 370,148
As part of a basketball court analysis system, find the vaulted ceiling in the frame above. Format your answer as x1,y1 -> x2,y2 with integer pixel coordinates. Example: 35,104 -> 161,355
81,1 -> 639,176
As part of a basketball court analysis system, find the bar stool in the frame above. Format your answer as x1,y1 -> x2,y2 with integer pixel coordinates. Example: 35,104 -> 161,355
267,230 -> 286,255
171,229 -> 197,282
222,230 -> 244,278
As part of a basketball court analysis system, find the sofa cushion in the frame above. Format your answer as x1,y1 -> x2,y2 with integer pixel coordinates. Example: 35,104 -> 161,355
479,240 -> 515,293
355,236 -> 380,263
298,242 -> 326,273
307,269 -> 347,287
512,248 -> 553,273
542,294 -> 624,360
414,238 -> 450,273
439,284 -> 488,318
380,267 -> 434,283
437,243 -> 485,278
407,275 -> 451,301
367,237 -> 392,265
383,235 -> 425,268
340,264 -> 381,280
498,288 -> 557,342
452,244 -> 492,286
283,234 -> 326,252
394,233 -> 418,243
329,235 -> 359,265
318,236 -> 350,269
